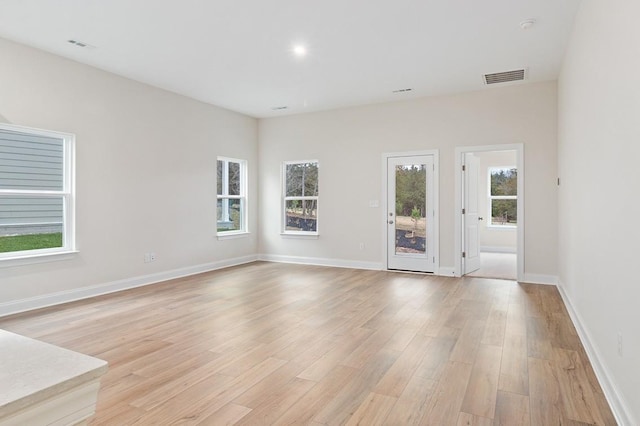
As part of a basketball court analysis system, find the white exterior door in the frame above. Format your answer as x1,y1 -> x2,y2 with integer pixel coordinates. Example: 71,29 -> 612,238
464,153 -> 481,274
387,155 -> 435,273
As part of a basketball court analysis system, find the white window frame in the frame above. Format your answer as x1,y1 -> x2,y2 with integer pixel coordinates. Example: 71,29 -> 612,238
282,160 -> 319,236
216,156 -> 248,237
0,123 -> 76,264
488,166 -> 517,228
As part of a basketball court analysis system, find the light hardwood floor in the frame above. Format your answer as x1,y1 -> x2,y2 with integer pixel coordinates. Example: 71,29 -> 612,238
0,262 -> 616,425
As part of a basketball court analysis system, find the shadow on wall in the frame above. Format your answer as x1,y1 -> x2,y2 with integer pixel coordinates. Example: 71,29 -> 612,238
0,113 -> 8,123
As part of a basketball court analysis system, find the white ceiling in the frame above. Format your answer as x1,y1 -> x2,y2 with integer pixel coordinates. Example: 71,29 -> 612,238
0,0 -> 580,118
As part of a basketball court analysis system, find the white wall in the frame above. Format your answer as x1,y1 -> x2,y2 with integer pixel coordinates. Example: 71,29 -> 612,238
0,38 -> 258,312
477,150 -> 517,252
558,1 -> 640,424
259,81 -> 558,276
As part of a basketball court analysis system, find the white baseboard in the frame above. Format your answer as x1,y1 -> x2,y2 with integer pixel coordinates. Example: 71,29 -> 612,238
258,254 -> 383,271
557,281 -> 635,426
437,266 -> 456,277
480,246 -> 517,254
0,255 -> 258,318
521,273 -> 558,285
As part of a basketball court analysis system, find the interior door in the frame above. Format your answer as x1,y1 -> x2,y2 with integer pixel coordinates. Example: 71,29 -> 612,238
464,153 -> 481,274
387,155 -> 434,272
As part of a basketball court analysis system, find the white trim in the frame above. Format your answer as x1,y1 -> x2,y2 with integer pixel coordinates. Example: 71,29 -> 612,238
381,150 -> 439,273
260,255 -> 456,277
0,250 -> 79,269
486,225 -> 517,231
280,233 -> 319,239
480,246 -> 517,254
454,144 -> 524,281
520,273 -> 558,285
216,231 -> 251,240
0,254 -> 258,318
437,266 -> 456,277
259,253 -> 383,271
557,281 -> 635,426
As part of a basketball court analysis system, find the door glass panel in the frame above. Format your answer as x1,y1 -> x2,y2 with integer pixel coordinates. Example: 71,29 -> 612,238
394,164 -> 426,255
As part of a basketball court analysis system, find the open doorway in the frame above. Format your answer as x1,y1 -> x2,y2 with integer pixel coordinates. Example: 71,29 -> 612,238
455,145 -> 523,281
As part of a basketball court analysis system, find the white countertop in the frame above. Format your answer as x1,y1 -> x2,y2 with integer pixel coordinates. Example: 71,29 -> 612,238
0,329 -> 108,419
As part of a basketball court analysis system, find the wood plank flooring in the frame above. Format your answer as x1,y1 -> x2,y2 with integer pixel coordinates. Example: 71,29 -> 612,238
0,262 -> 617,425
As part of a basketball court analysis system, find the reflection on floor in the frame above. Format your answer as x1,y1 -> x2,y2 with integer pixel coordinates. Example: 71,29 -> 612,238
467,251 -> 517,280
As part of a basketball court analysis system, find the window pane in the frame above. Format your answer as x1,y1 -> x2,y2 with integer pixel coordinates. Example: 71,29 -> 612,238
228,161 -> 241,196
216,160 -> 223,195
285,164 -> 303,197
217,198 -> 242,232
0,130 -> 64,191
286,162 -> 318,197
303,163 -> 319,197
491,199 -> 517,225
0,196 -> 64,252
490,168 -> 517,196
285,199 -> 317,232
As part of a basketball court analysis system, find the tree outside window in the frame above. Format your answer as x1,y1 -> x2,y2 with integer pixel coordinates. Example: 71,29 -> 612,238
489,167 -> 517,226
283,161 -> 318,233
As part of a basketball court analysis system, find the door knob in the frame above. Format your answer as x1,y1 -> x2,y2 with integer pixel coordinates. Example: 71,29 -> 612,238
478,217 -> 484,221
388,220 -> 394,224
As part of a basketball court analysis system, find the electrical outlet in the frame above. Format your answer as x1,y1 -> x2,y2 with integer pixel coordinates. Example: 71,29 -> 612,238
359,242 -> 365,250
144,252 -> 157,263
617,332 -> 623,357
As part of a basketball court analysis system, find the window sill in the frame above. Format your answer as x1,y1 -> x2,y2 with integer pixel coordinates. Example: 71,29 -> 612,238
280,232 -> 319,240
486,225 -> 517,231
217,231 -> 250,240
0,250 -> 79,268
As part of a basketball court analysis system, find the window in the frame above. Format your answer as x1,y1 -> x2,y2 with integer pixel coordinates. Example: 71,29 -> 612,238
217,157 -> 247,234
0,124 -> 75,260
489,167 -> 517,226
283,161 -> 318,234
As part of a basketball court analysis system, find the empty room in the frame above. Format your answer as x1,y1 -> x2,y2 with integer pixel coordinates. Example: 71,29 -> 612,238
0,0 -> 638,425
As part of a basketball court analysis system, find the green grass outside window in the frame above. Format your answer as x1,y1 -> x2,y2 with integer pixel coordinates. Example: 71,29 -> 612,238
0,233 -> 63,253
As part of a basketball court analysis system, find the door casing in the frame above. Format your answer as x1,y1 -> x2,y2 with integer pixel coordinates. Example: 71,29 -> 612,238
454,144 -> 524,280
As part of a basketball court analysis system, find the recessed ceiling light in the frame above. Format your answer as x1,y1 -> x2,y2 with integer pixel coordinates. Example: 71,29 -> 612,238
520,19 -> 536,30
292,45 -> 307,57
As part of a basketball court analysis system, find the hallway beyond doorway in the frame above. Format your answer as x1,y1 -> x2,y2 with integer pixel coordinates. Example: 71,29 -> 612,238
467,251 -> 517,280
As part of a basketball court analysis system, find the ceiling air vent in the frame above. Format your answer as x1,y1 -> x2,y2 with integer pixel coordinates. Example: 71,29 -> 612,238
68,39 -> 88,47
483,69 -> 526,85
67,39 -> 96,49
